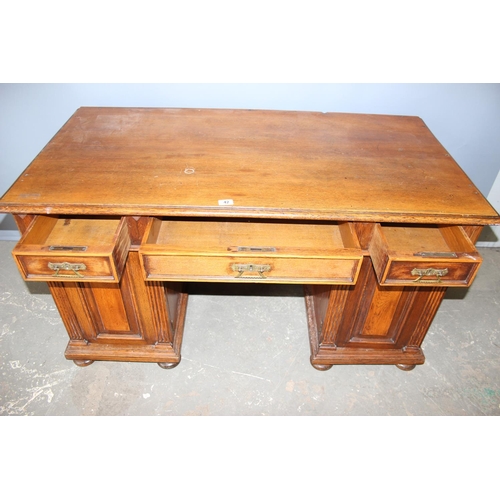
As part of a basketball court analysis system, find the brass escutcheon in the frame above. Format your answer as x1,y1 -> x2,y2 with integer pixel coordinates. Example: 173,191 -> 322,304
413,251 -> 457,258
49,245 -> 88,252
228,246 -> 277,253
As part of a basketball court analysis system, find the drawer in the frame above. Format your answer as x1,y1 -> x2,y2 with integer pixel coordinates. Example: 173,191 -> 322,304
368,224 -> 482,287
12,216 -> 131,282
139,218 -> 363,284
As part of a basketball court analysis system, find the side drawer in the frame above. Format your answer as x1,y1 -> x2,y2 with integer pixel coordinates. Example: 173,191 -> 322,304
12,216 -> 131,282
368,224 -> 482,287
139,218 -> 363,284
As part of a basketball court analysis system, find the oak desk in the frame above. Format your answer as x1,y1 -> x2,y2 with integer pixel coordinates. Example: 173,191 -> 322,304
1,107 -> 499,371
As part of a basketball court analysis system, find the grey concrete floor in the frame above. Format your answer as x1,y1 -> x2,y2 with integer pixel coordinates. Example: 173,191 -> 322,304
1,239 -> 500,416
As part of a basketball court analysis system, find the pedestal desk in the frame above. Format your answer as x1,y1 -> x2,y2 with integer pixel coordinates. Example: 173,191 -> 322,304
1,108 -> 499,371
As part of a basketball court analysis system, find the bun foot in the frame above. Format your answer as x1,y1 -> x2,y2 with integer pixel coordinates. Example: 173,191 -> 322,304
396,363 -> 416,371
310,357 -> 333,371
158,360 -> 180,369
73,359 -> 94,367
312,364 -> 333,371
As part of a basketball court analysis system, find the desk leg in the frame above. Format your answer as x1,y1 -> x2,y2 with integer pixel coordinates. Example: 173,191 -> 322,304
305,257 -> 446,370
49,252 -> 188,367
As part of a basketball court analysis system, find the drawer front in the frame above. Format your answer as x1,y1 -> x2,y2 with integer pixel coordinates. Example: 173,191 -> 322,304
369,224 -> 482,287
382,260 -> 480,286
15,255 -> 117,282
12,215 -> 131,282
141,254 -> 361,284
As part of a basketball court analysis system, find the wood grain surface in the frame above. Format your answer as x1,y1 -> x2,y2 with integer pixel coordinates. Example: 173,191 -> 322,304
1,107 -> 498,224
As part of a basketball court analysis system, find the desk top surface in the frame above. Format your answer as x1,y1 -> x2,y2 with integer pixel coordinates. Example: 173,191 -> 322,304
1,107 -> 498,224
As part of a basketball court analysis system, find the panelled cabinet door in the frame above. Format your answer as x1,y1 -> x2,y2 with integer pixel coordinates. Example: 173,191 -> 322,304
51,253 -> 187,365
307,257 -> 446,369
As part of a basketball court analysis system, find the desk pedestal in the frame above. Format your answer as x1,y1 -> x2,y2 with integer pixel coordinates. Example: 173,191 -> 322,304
49,252 -> 188,369
305,257 -> 443,370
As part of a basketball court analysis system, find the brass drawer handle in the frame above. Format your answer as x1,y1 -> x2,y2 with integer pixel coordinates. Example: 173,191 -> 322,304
411,267 -> 448,283
48,262 -> 87,278
231,263 -> 271,279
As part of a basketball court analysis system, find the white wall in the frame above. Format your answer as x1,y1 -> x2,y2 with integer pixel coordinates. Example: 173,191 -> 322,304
1,83 -> 499,235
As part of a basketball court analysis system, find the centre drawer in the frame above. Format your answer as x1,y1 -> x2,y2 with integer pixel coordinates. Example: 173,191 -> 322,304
12,215 -> 131,282
368,224 -> 482,287
139,218 -> 363,284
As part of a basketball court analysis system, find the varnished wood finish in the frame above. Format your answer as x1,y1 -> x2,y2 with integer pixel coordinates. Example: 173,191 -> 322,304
1,108 -> 498,225
126,216 -> 152,248
306,255 -> 444,368
50,252 -> 188,365
369,224 -> 482,286
2,108 -> 500,370
13,214 -> 36,234
139,218 -> 362,284
12,216 -> 131,282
